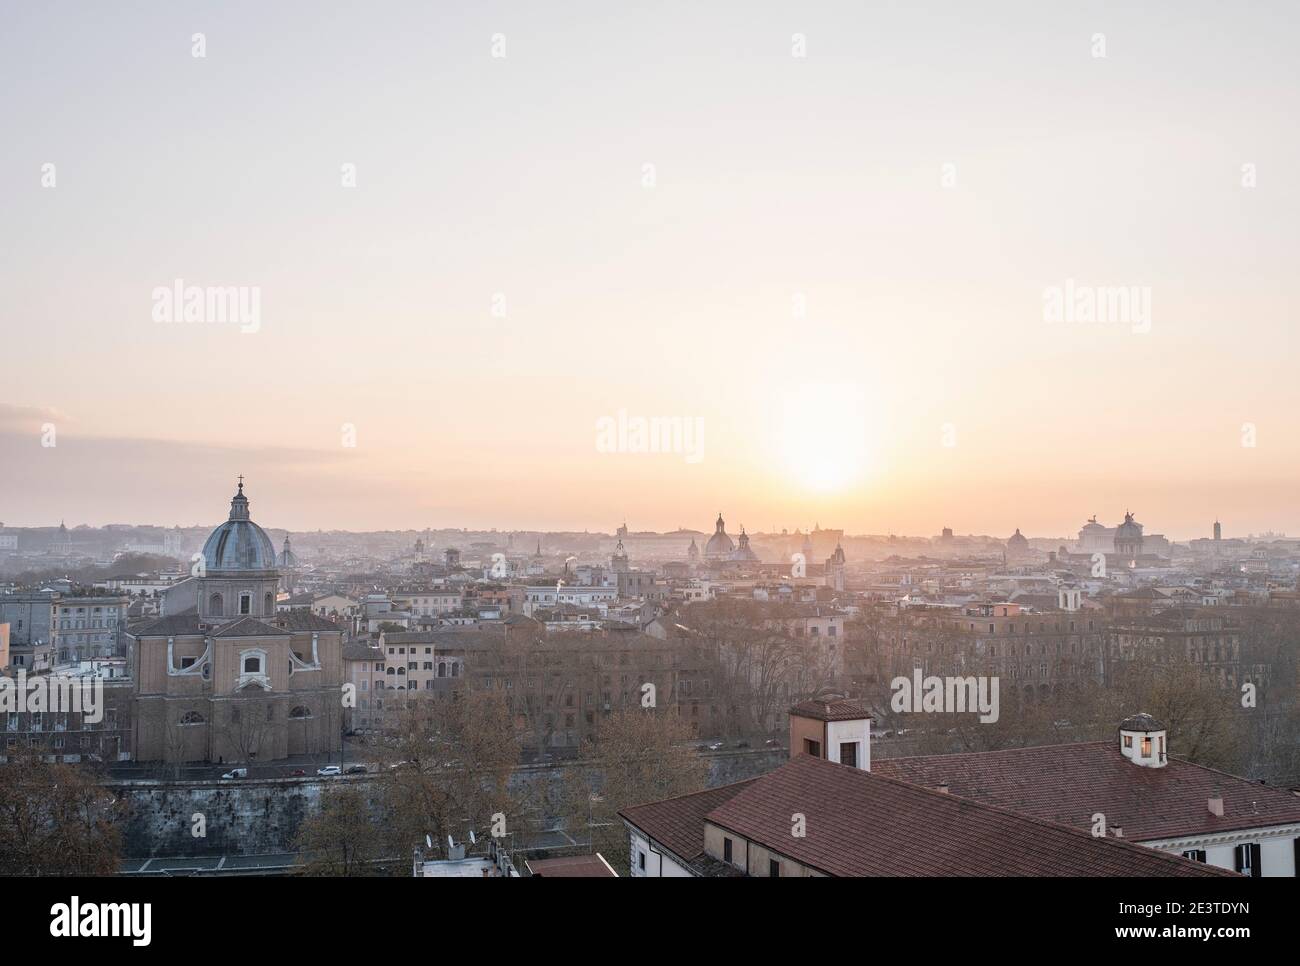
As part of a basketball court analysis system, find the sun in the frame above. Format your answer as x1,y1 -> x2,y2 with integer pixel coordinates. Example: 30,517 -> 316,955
777,383 -> 877,493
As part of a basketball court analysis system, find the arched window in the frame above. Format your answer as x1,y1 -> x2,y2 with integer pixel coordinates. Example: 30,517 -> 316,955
210,593 -> 224,616
264,593 -> 274,615
386,667 -> 396,675
438,662 -> 447,678
180,711 -> 205,725
451,663 -> 459,678
289,706 -> 311,719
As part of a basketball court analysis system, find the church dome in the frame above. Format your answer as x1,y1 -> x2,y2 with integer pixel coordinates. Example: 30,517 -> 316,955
1116,512 -> 1143,539
1007,528 -> 1029,548
704,513 -> 735,559
201,481 -> 278,573
277,533 -> 299,569
731,527 -> 759,562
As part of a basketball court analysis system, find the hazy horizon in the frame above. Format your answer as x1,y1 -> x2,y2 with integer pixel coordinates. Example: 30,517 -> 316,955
4,1 -> 1298,538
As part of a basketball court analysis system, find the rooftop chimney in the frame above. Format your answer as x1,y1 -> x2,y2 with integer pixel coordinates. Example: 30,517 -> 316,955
1208,796 -> 1225,817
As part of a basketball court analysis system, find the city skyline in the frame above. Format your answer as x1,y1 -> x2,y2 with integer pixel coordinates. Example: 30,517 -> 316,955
0,462 -> 1275,548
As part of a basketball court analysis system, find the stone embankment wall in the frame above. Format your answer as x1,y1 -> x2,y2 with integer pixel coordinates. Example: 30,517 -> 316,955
111,748 -> 788,859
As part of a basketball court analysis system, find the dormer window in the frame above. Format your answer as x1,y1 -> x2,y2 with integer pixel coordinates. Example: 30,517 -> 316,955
1122,735 -> 1133,749
1141,736 -> 1152,758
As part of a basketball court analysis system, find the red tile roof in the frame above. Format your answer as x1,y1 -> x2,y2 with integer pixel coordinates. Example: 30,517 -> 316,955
701,756 -> 1234,877
619,779 -> 759,867
873,741 -> 1300,842
788,698 -> 871,722
525,854 -> 618,877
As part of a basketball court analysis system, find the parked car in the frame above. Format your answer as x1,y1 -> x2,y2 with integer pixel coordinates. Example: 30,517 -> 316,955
344,765 -> 367,775
705,741 -> 724,751
288,768 -> 306,777
316,765 -> 342,777
221,768 -> 248,780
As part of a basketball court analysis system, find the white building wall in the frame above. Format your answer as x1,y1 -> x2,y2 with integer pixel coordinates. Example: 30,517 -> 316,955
628,831 -> 695,877
1144,826 -> 1299,877
827,718 -> 871,770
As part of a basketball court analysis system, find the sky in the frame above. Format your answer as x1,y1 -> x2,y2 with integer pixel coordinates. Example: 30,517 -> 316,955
2,1 -> 1298,539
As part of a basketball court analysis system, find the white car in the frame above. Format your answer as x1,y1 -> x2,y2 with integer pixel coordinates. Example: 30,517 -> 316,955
221,768 -> 248,780
316,765 -> 342,777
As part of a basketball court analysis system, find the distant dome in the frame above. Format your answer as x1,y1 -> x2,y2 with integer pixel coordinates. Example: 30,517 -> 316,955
731,527 -> 759,562
1116,512 -> 1143,539
277,533 -> 299,569
704,513 -> 735,559
1007,528 -> 1029,548
201,481 -> 278,573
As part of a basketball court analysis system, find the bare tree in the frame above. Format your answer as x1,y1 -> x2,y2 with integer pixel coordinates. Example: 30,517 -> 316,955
379,690 -> 522,859
562,709 -> 708,873
0,743 -> 123,875
295,785 -> 391,876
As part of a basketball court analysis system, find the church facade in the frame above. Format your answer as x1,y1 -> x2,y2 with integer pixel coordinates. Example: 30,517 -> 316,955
128,481 -> 345,763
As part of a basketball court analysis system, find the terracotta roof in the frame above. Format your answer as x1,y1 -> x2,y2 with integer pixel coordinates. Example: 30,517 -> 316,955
342,643 -> 384,661
276,611 -> 342,632
619,779 -> 759,866
524,854 -> 618,877
1118,712 -> 1165,732
789,697 -> 871,722
873,741 -> 1300,842
130,613 -> 203,637
212,617 -> 287,638
701,756 -> 1234,877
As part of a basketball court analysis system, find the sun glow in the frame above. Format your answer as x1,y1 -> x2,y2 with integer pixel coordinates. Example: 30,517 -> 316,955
778,383 -> 878,493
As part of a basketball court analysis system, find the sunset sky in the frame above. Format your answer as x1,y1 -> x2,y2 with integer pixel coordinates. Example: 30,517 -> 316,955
2,2 -> 1298,539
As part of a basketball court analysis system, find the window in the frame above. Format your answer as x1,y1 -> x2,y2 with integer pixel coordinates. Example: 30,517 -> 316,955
723,838 -> 733,863
1122,734 -> 1133,749
239,593 -> 251,615
804,738 -> 821,758
769,859 -> 780,877
840,742 -> 858,768
1234,843 -> 1261,877
638,851 -> 646,872
1182,849 -> 1206,863
209,594 -> 224,616
243,655 -> 262,674
1141,736 -> 1152,758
